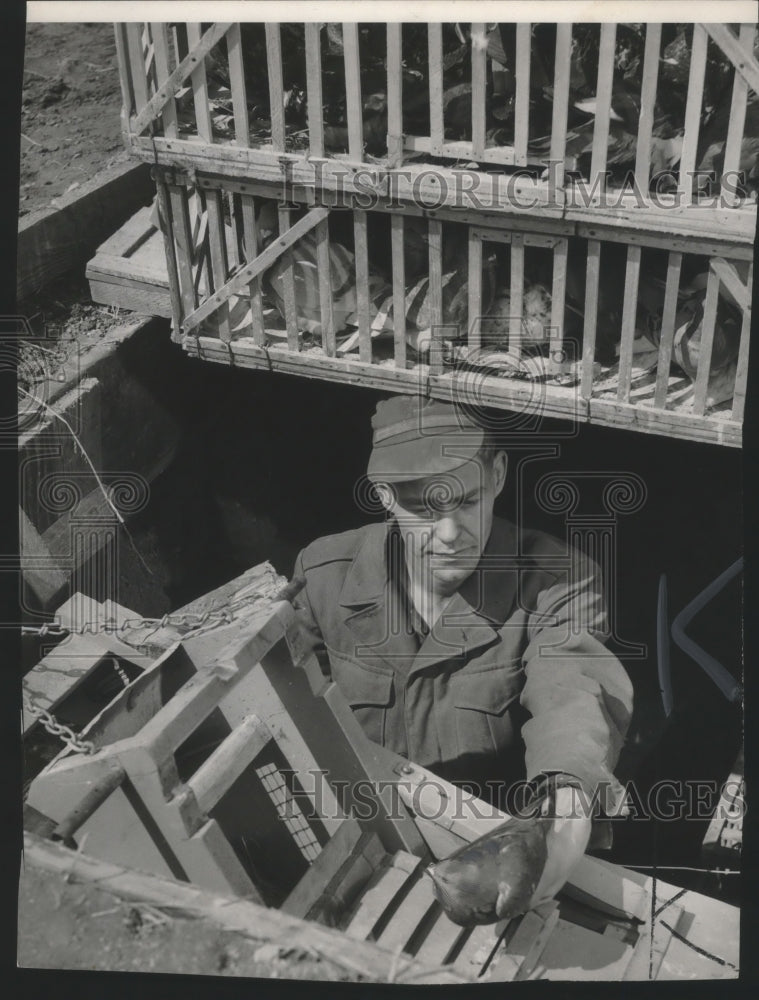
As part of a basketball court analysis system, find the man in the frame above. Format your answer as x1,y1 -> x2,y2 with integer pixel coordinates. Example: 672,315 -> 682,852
292,394 -> 633,893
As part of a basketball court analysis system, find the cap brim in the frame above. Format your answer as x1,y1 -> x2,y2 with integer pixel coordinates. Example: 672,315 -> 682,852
366,430 -> 485,483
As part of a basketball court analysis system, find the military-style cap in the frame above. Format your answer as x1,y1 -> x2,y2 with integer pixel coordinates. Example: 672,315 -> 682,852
366,395 -> 485,483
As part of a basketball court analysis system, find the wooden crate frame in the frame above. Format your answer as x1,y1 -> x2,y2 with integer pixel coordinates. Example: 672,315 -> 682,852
150,170 -> 750,447
115,22 -> 759,220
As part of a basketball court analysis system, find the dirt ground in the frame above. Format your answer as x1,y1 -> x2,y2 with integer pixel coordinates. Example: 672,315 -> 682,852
18,864 -> 363,981
20,22 -> 129,218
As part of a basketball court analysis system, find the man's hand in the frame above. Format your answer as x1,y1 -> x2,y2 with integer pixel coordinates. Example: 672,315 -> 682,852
529,785 -> 592,908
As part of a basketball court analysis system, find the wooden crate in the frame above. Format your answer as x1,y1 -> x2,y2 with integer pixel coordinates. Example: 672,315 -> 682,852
105,21 -> 756,448
24,565 -> 740,980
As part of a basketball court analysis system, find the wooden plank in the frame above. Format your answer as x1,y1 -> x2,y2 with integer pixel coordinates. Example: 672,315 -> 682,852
386,24 -> 403,167
471,23 -> 488,160
514,23 -> 531,166
342,23 -> 363,161
227,23 -> 249,146
354,209 -> 372,363
18,160 -> 153,301
468,226 -> 483,352
203,190 -> 232,341
305,23 -> 325,158
150,23 -> 178,138
125,23 -> 150,116
704,22 -> 759,96
731,263 -> 752,422
679,24 -> 708,205
691,265 -> 722,415
581,240 -> 601,399
550,238 -> 568,372
319,833 -> 387,918
345,852 -> 421,941
721,25 -> 755,204
510,233 -> 525,357
538,917 -> 634,980
167,185 -> 197,327
404,135 -> 517,165
710,256 -> 751,312
617,246 -> 642,402
19,507 -> 69,608
487,904 -> 559,981
24,833 -> 471,984
237,194 -> 266,345
281,817 -> 364,919
186,714 -> 271,815
265,24 -> 285,151
375,877 -> 437,954
635,24 -> 662,194
415,907 -> 468,966
391,213 -> 407,367
452,922 -> 500,977
113,22 -> 134,125
278,206 -> 300,352
549,23 -> 573,202
653,252 -> 683,409
182,206 -> 328,334
623,905 -> 684,980
589,23 -> 616,198
153,176 -> 183,332
428,23 -> 444,151
428,217 -> 444,375
315,216 -> 335,357
131,23 -> 233,136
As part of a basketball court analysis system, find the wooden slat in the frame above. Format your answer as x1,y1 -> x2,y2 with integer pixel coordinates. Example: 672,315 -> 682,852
428,23 -> 444,151
710,257 -> 751,311
549,23 -> 573,202
386,24 -> 403,167
227,23 -> 249,147
125,23 -> 151,116
653,252 -> 684,408
471,23 -> 488,160
691,265 -> 721,415
305,23 -> 325,158
550,238 -> 568,373
514,24 -> 532,166
200,194 -> 232,340
679,24 -> 708,205
616,246 -> 642,401
589,23 -> 616,198
353,209 -> 371,362
375,877 -> 437,954
487,904 -> 559,981
722,24 -> 756,204
415,908 -> 468,967
428,217 -> 444,374
345,855 -> 422,941
182,206 -> 329,334
265,23 -> 285,151
731,263 -> 753,422
280,818 -> 364,920
343,23 -> 363,161
131,23 -> 234,136
391,213 -> 407,368
153,176 -> 183,332
703,22 -> 759,96
467,227 -> 483,352
315,217 -> 336,356
278,207 -> 300,352
187,714 -> 271,815
581,240 -> 601,399
452,922 -> 499,977
168,186 -> 197,330
114,23 -> 134,122
509,234 -> 525,358
187,23 -> 214,141
150,24 -> 178,137
635,24 -> 662,194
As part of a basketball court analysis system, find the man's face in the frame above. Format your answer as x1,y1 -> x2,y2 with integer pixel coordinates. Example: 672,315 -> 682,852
384,451 -> 507,595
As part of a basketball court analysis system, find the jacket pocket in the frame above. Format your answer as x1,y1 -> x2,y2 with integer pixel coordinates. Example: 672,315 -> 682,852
450,660 -> 523,758
328,650 -> 394,746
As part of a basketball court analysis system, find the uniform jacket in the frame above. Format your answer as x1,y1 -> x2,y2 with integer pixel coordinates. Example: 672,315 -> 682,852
292,516 -> 633,814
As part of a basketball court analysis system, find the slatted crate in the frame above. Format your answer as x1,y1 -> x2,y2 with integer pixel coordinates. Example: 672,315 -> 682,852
114,21 -> 756,446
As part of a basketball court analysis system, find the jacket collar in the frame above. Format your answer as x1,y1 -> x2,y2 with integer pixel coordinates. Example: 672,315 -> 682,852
338,517 -> 520,670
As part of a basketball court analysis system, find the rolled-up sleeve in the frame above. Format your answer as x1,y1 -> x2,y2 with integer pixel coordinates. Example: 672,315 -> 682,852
519,551 -> 633,814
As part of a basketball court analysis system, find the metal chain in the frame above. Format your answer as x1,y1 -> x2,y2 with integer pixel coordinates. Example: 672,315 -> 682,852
23,695 -> 95,755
